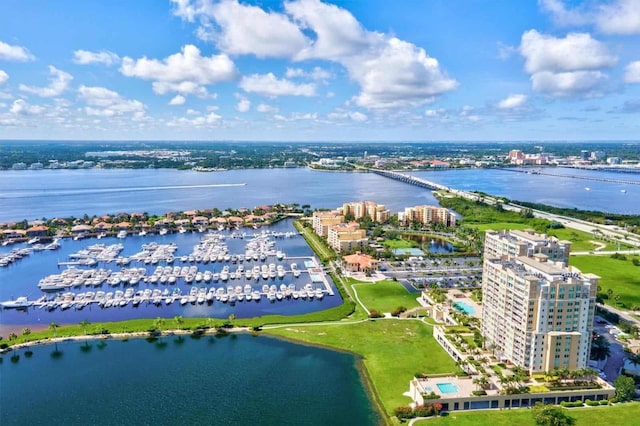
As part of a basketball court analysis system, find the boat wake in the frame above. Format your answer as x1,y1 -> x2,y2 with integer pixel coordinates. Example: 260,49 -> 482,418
3,183 -> 247,198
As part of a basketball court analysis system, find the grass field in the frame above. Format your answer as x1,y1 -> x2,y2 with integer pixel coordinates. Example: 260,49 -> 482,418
351,279 -> 421,313
416,402 -> 640,426
294,221 -> 335,262
570,255 -> 640,309
266,319 -> 459,415
383,239 -> 419,249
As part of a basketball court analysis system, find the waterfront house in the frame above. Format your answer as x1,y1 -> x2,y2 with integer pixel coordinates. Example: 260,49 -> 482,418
2,229 -> 27,239
26,225 -> 49,237
94,222 -> 113,232
116,221 -> 132,230
71,224 -> 93,235
192,216 -> 209,227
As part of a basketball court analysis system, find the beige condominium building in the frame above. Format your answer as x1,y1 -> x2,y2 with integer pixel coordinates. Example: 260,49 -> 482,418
312,210 -> 344,237
484,229 -> 571,265
338,201 -> 390,223
482,250 -> 599,374
398,205 -> 456,227
327,222 -> 368,252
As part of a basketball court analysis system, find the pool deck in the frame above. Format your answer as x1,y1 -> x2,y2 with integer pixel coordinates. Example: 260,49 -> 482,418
413,375 -> 489,400
450,290 -> 482,319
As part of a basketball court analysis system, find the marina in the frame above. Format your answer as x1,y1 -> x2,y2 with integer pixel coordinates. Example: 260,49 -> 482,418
0,221 -> 340,329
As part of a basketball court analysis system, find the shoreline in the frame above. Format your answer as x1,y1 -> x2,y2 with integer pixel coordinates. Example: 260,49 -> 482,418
1,326 -> 252,353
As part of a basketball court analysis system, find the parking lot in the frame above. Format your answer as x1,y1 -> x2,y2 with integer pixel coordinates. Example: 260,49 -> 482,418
379,255 -> 482,290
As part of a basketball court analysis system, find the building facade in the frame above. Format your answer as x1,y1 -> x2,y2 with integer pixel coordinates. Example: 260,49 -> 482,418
327,222 -> 368,252
481,251 -> 598,374
399,205 -> 456,227
484,229 -> 571,265
312,210 -> 344,237
338,201 -> 390,223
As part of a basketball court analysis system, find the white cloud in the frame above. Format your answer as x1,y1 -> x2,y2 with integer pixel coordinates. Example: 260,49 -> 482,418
120,44 -> 236,95
519,30 -> 616,74
327,110 -> 368,122
167,112 -> 221,127
10,99 -> 45,115
425,108 -> 445,118
239,73 -> 316,97
169,95 -> 186,106
285,66 -> 333,80
0,41 -> 34,61
19,66 -> 73,97
0,70 -> 8,85
518,30 -> 616,97
531,70 -> 607,97
78,85 -> 146,118
256,103 -> 278,113
234,94 -> 251,112
175,0 -> 456,110
539,0 -> 640,35
194,0 -> 310,58
624,61 -> 640,83
73,50 -> 120,66
274,112 -> 318,121
497,94 -> 527,109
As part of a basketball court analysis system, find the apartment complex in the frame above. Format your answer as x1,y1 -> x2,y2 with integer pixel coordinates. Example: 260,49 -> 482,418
481,230 -> 598,374
484,229 -> 571,265
398,205 -> 456,227
338,201 -> 390,223
312,211 -> 344,237
327,222 -> 367,252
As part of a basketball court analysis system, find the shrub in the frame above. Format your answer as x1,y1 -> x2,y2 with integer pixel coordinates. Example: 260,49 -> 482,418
560,401 -> 583,408
422,391 -> 441,400
586,399 -> 600,406
369,309 -> 383,319
599,400 -> 610,405
391,306 -> 407,317
393,406 -> 414,420
472,390 -> 487,396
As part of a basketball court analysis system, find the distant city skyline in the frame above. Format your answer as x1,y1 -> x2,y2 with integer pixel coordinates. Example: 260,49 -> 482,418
0,0 -> 639,141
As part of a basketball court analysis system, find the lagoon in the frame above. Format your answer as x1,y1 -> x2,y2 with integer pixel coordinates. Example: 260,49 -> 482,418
0,334 -> 381,426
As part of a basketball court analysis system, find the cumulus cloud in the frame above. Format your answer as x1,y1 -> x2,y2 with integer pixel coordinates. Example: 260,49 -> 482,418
497,94 -> 528,109
73,50 -> 120,66
169,95 -> 186,106
173,0 -> 457,109
78,85 -> 146,118
120,44 -> 236,95
0,70 -> 8,85
234,94 -> 251,112
10,99 -> 45,115
624,61 -> 640,83
186,0 -> 310,58
0,41 -> 34,61
239,73 -> 316,97
256,103 -> 279,113
518,30 -> 616,96
539,0 -> 640,35
19,66 -> 73,97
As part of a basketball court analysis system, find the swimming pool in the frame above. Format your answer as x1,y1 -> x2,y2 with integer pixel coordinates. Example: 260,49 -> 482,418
453,301 -> 476,315
436,382 -> 459,394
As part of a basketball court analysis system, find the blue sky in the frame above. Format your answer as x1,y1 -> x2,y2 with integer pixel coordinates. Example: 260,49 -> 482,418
0,0 -> 639,141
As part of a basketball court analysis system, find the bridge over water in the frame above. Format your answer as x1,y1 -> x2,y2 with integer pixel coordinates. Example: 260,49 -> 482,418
371,169 -> 451,191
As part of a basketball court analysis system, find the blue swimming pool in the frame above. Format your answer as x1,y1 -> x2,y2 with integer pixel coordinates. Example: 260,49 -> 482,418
453,301 -> 476,315
436,382 -> 459,394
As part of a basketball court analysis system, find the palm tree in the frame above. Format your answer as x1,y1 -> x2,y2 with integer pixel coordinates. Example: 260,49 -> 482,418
22,327 -> 31,337
174,315 -> 184,330
49,322 -> 59,338
154,317 -> 165,331
7,332 -> 18,342
79,319 -> 90,335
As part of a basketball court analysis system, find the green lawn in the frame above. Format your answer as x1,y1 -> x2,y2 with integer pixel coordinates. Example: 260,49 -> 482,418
266,319 -> 459,415
351,279 -> 421,313
472,222 -> 530,232
383,239 -> 419,249
416,402 -> 640,426
570,255 -> 640,309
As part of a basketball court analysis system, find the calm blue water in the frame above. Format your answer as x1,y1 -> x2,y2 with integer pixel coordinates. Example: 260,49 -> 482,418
2,167 -> 636,223
412,168 -> 638,214
0,219 -> 344,332
0,168 -> 440,222
0,334 -> 382,426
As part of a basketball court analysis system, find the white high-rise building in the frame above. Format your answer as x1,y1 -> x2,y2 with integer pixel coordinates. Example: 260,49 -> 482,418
481,231 -> 598,373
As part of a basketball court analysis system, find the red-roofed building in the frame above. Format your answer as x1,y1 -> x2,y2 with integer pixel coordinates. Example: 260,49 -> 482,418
342,252 -> 378,272
26,225 -> 49,237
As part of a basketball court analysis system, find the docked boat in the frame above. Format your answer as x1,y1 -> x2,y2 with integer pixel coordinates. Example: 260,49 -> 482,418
1,296 -> 32,309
